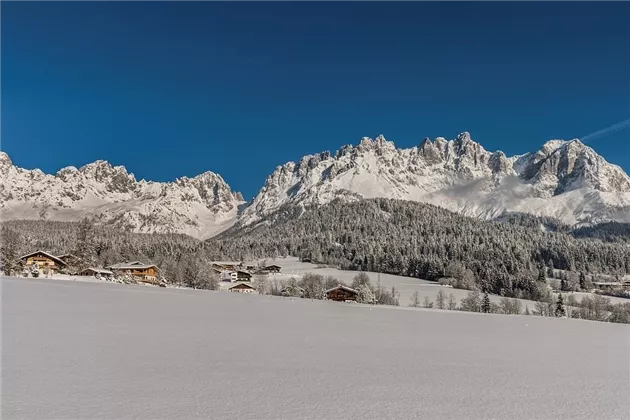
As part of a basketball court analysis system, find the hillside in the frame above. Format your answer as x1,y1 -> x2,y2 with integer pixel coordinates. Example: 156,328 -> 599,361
214,198 -> 630,301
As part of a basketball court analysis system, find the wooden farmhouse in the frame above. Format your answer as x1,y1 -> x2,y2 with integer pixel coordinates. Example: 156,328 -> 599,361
212,261 -> 242,271
106,261 -> 159,283
19,251 -> 67,273
236,270 -> 252,282
325,285 -> 359,302
229,282 -> 256,293
263,265 -> 281,273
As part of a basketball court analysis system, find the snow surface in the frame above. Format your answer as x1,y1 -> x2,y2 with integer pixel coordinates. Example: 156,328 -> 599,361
4,276 -> 628,420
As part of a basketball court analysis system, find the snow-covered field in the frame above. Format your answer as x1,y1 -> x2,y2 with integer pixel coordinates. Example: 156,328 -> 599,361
3,276 -> 628,420
258,257 -> 542,308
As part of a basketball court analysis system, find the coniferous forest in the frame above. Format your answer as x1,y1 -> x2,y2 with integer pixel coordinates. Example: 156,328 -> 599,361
2,198 -> 630,304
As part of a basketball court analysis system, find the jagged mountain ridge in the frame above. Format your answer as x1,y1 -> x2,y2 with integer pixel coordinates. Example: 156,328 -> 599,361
0,152 -> 244,239
241,132 -> 630,226
2,132 -> 630,238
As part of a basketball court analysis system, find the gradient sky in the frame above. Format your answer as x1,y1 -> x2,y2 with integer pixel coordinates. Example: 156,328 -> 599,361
2,2 -> 630,199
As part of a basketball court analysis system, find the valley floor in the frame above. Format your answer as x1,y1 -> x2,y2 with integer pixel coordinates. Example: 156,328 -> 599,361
2,276 -> 628,420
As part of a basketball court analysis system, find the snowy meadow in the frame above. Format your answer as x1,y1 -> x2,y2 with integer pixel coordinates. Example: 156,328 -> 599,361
2,276 -> 628,420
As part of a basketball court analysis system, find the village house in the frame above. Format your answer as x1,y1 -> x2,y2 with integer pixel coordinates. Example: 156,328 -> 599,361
212,261 -> 242,271
19,251 -> 67,274
236,270 -> 252,282
80,268 -> 114,278
325,285 -> 359,302
593,281 -> 623,292
263,265 -> 281,273
220,270 -> 253,283
106,261 -> 159,284
229,282 -> 256,293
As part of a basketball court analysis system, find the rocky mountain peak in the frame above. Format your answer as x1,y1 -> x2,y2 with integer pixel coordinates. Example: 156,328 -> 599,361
0,151 -> 13,176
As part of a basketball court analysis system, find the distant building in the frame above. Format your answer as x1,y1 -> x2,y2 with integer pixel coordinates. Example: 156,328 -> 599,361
80,268 -> 113,278
325,285 -> 359,302
236,270 -> 252,282
263,265 -> 281,273
211,261 -> 242,271
106,261 -> 159,284
229,282 -> 256,293
593,282 -> 622,292
19,251 -> 67,273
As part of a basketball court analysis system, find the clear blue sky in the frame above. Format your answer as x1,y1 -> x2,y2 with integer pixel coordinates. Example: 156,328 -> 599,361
2,2 -> 630,199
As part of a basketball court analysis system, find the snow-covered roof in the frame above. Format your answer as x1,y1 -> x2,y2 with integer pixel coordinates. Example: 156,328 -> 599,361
19,250 -> 67,266
325,285 -> 358,294
107,262 -> 157,270
229,282 -> 256,290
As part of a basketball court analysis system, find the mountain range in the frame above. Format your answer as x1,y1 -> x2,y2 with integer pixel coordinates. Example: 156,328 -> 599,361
2,132 -> 630,239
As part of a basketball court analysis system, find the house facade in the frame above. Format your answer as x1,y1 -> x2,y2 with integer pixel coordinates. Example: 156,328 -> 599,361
263,265 -> 281,273
106,261 -> 159,283
19,251 -> 67,273
325,285 -> 359,302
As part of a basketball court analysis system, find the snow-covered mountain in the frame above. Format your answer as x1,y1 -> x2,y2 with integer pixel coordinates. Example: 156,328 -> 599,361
3,132 -> 630,238
241,132 -> 630,226
0,152 -> 244,239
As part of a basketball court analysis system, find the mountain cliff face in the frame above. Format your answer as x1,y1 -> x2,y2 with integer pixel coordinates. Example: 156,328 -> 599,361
240,133 -> 630,226
3,132 -> 630,238
0,152 -> 244,239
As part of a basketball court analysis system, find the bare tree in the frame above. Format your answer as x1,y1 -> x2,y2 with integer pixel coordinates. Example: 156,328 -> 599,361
409,291 -> 421,308
422,296 -> 433,308
352,272 -> 371,289
447,293 -> 457,310
253,274 -> 267,294
460,290 -> 482,312
435,290 -> 447,309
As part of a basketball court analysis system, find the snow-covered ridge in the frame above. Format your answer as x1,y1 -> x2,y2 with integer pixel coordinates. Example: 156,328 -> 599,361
241,133 -> 630,226
0,152 -> 244,239
3,132 -> 630,237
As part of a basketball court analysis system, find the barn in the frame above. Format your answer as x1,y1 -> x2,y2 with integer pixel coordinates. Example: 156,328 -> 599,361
325,285 -> 359,302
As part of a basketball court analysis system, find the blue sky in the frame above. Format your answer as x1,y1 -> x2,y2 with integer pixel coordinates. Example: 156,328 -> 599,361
2,2 -> 630,199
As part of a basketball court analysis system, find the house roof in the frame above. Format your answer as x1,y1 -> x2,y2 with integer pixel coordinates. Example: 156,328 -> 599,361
106,261 -> 158,270
264,265 -> 281,269
81,267 -> 113,275
212,261 -> 241,266
325,285 -> 358,294
229,282 -> 256,290
19,251 -> 67,266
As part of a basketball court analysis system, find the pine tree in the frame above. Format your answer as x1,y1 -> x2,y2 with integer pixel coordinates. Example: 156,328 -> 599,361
555,294 -> 566,317
537,267 -> 546,283
481,292 -> 491,313
579,272 -> 586,290
560,278 -> 567,291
